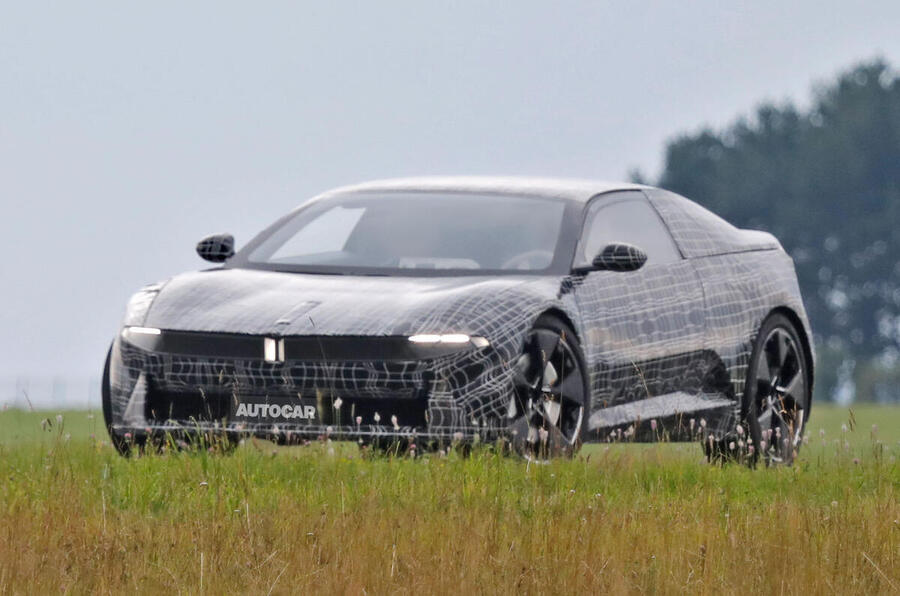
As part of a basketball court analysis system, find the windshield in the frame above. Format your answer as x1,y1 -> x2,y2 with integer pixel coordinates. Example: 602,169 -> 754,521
242,192 -> 568,275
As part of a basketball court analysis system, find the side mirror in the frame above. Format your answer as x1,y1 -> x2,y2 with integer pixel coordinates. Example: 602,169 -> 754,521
196,234 -> 235,263
578,243 -> 647,273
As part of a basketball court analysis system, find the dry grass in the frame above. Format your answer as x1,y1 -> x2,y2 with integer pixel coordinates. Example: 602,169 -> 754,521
1,405 -> 899,594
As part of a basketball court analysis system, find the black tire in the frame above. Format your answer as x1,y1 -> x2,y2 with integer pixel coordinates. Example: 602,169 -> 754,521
743,314 -> 811,466
101,344 -> 137,457
507,313 -> 588,459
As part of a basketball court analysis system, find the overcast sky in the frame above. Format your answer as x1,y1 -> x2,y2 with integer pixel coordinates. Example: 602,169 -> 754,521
2,1 -> 900,404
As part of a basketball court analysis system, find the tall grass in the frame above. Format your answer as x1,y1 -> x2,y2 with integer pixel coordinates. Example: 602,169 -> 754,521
1,405 -> 898,594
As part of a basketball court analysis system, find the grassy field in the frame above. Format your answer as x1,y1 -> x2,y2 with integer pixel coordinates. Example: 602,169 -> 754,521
1,405 -> 899,594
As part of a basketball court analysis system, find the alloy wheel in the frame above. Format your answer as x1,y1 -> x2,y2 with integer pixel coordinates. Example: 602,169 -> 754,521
752,326 -> 807,463
510,326 -> 585,458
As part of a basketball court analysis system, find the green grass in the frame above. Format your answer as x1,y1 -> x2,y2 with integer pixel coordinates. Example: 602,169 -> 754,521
1,405 -> 899,593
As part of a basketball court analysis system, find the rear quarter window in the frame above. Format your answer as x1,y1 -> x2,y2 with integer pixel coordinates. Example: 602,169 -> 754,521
646,189 -> 748,258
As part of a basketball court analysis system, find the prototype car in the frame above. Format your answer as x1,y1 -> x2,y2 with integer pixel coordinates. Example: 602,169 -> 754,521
103,177 -> 814,461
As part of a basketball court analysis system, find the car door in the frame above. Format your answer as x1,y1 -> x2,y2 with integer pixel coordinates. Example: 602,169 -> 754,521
571,191 -> 709,438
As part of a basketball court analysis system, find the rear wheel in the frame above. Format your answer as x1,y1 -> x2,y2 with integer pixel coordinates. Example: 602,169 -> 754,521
744,314 -> 810,465
507,315 -> 587,459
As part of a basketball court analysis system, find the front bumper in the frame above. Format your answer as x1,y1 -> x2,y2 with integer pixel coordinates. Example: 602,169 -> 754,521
108,328 -> 513,442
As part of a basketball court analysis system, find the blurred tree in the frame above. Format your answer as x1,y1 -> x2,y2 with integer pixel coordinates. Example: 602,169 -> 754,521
627,167 -> 649,184
656,59 -> 900,401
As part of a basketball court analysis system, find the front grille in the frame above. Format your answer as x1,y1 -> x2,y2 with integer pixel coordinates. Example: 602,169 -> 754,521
146,388 -> 231,423
145,386 -> 429,428
317,395 -> 429,427
143,358 -> 431,400
119,331 -> 491,434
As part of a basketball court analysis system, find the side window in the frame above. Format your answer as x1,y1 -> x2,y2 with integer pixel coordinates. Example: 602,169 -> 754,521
578,191 -> 681,266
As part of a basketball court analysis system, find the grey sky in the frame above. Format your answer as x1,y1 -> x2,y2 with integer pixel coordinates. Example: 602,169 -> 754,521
2,1 -> 899,399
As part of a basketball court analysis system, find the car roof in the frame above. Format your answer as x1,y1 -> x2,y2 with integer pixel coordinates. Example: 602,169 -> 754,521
316,176 -> 651,203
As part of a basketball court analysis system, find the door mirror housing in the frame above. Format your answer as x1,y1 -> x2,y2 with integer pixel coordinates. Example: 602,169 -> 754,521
575,243 -> 648,273
196,234 -> 235,263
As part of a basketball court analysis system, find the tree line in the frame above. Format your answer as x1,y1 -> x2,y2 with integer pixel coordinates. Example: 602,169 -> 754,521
641,59 -> 900,402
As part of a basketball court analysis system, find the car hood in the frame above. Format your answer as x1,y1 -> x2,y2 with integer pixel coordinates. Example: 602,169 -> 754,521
143,267 -> 559,338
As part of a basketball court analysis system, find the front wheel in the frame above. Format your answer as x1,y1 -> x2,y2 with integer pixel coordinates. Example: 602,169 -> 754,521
102,346 -> 237,456
743,314 -> 810,466
101,345 -> 135,456
507,314 -> 587,460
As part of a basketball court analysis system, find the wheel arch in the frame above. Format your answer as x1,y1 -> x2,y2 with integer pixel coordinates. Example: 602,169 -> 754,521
535,307 -> 581,344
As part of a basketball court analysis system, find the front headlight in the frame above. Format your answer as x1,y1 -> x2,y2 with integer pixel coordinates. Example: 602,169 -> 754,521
121,283 -> 164,327
408,334 -> 490,348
